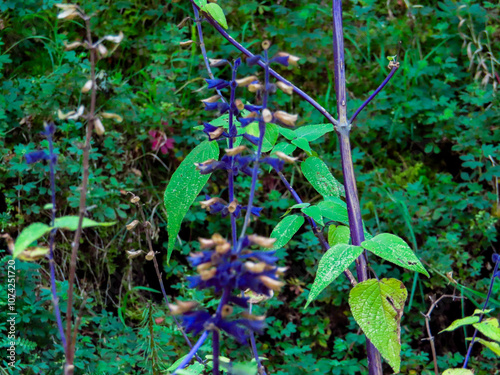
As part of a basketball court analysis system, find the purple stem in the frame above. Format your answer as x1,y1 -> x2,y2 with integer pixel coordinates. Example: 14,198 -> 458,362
46,128 -> 67,349
192,4 -> 226,103
249,331 -> 267,375
332,1 -> 382,373
212,330 -> 221,375
173,330 -> 210,374
228,63 -> 238,247
463,258 -> 500,368
189,0 -> 338,127
239,51 -> 269,238
349,65 -> 399,124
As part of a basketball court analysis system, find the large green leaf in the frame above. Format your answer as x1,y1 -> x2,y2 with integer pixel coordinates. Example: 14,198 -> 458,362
54,216 -> 116,230
442,370 -> 474,375
164,141 -> 219,262
361,233 -> 429,277
473,318 -> 500,342
291,138 -> 312,155
270,215 -> 305,250
201,3 -> 228,29
246,123 -> 279,153
301,205 -> 324,226
349,278 -> 407,373
328,225 -> 350,246
317,198 -> 349,225
301,157 -> 344,198
305,244 -> 364,308
469,338 -> 500,356
439,316 -> 480,333
271,142 -> 297,156
13,222 -> 51,258
293,124 -> 334,141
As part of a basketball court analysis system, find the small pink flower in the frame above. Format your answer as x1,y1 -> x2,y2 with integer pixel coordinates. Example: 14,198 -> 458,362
149,130 -> 174,154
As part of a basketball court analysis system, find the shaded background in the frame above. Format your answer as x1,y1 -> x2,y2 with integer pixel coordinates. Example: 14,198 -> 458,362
0,0 -> 499,373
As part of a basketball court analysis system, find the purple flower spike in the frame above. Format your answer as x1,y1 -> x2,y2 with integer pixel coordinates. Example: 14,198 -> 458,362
25,150 -> 50,164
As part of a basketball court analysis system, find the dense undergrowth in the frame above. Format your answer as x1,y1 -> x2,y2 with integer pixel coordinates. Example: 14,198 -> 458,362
0,0 -> 499,373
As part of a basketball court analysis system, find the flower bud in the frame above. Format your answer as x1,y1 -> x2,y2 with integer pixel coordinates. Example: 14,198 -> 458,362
236,75 -> 258,87
126,220 -> 139,231
262,109 -> 272,123
273,111 -> 298,127
248,234 -> 276,248
81,80 -> 93,93
225,145 -> 246,156
101,112 -> 123,123
66,105 -> 85,120
259,275 -> 285,291
145,250 -> 155,261
275,151 -> 298,163
94,117 -> 105,135
276,81 -> 294,95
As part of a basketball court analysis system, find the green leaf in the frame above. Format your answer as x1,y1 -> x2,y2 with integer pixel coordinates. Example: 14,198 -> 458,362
278,127 -> 296,140
271,142 -> 297,156
442,370 -> 474,375
468,338 -> 500,356
292,138 -> 311,154
270,215 -> 305,250
13,223 -> 51,258
349,278 -> 407,373
317,198 -> 349,225
119,286 -> 160,326
246,123 -> 279,152
293,124 -> 334,141
193,0 -> 207,7
17,247 -> 50,262
221,361 -> 258,375
473,318 -> 500,342
301,205 -> 324,226
54,216 -> 116,231
361,233 -> 430,277
201,3 -> 228,29
439,316 -> 480,333
290,203 -> 310,209
328,225 -> 350,246
305,244 -> 364,308
301,157 -> 344,198
164,141 -> 220,262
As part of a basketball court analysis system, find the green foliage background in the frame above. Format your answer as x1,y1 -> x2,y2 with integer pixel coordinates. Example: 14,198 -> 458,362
0,0 -> 499,373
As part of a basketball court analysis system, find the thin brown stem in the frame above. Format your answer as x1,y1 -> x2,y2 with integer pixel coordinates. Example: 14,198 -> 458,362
64,15 -> 96,375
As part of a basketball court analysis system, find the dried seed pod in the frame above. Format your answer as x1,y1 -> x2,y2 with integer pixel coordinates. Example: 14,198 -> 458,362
199,237 -> 216,249
200,267 -> 217,280
201,94 -> 221,104
225,145 -> 246,156
101,112 -> 123,123
227,200 -> 238,213
126,219 -> 139,231
276,81 -> 294,95
180,40 -> 194,47
209,58 -> 229,67
197,262 -> 214,272
81,80 -> 93,93
234,99 -> 245,111
221,304 -> 233,318
273,111 -> 298,127
97,43 -> 108,57
248,234 -> 277,248
94,118 -> 105,135
248,83 -> 263,93
64,40 -> 82,51
104,31 -> 124,44
126,249 -> 144,259
145,250 -> 155,261
67,105 -> 85,120
259,275 -> 285,291
236,75 -> 258,87
209,127 -> 225,139
130,196 -> 140,204
262,109 -> 273,123
275,151 -> 298,163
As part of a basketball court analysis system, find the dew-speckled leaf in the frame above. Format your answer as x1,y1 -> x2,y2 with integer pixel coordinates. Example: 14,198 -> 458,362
301,205 -> 324,226
305,244 -> 363,308
349,278 -> 407,373
317,198 -> 349,225
442,369 -> 474,375
328,225 -> 350,246
293,124 -> 334,142
439,316 -> 479,333
291,138 -> 311,155
469,338 -> 500,356
201,3 -> 228,29
270,215 -> 305,250
473,318 -> 500,342
13,222 -> 51,258
164,141 -> 219,262
361,233 -> 429,277
54,216 -> 116,231
271,142 -> 297,156
193,0 -> 207,8
246,123 -> 278,152
301,157 -> 344,198
278,127 -> 295,140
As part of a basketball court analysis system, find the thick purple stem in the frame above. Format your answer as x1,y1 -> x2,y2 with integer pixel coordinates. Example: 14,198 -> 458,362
332,1 -> 382,373
173,330 -> 209,374
212,330 -> 220,375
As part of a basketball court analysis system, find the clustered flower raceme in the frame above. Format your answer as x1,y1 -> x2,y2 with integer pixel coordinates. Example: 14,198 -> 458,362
169,234 -> 286,344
